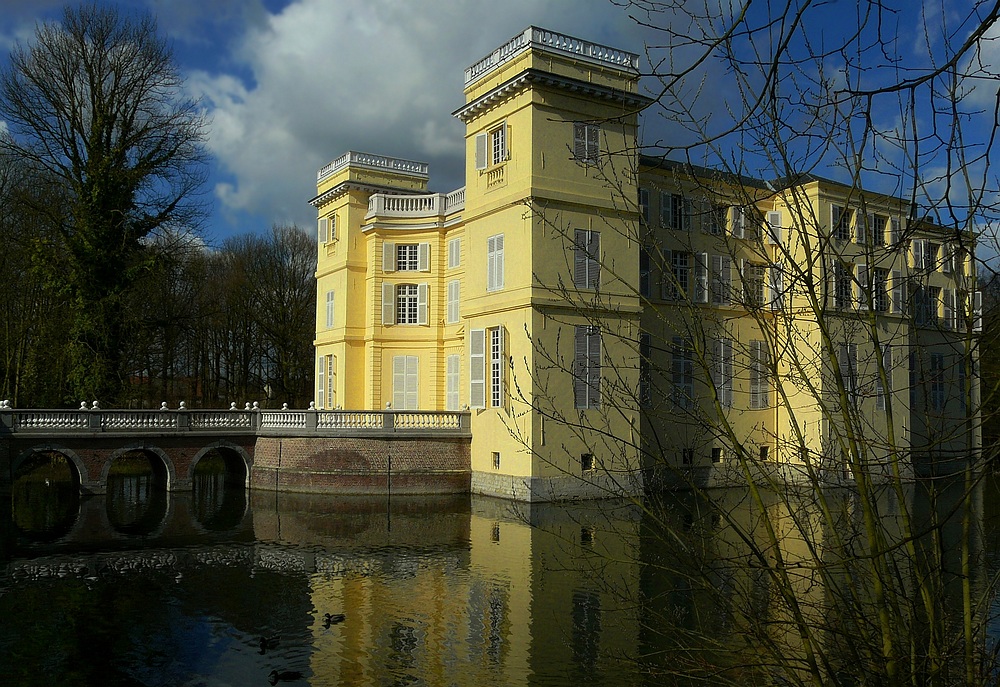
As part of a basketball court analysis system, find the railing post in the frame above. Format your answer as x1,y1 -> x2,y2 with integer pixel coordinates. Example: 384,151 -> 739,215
177,405 -> 190,430
88,408 -> 102,431
306,407 -> 318,432
0,407 -> 12,433
385,410 -> 395,431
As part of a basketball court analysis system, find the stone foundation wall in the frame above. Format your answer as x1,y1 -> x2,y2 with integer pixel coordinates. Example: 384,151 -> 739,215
472,470 -> 644,502
251,436 -> 470,495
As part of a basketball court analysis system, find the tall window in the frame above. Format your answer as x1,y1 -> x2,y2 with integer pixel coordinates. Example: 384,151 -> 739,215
832,205 -> 852,241
639,332 -> 651,408
639,248 -> 651,297
397,244 -> 419,271
666,251 -> 690,300
573,122 -> 599,163
660,192 -> 691,230
835,262 -> 853,309
446,354 -> 460,410
396,284 -> 419,324
490,327 -> 506,408
491,125 -> 506,165
317,355 -> 326,409
392,355 -> 418,410
671,337 -> 694,408
487,234 -> 504,291
574,325 -> 601,409
383,242 -> 429,272
574,229 -> 600,289
750,340 -> 770,409
638,188 -> 650,223
325,290 -> 335,328
713,338 -> 734,408
873,213 -> 887,245
874,268 -> 890,312
744,263 -> 766,308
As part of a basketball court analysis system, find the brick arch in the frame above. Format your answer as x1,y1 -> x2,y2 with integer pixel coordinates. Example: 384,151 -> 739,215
12,444 -> 89,486
189,441 -> 252,489
102,444 -> 176,490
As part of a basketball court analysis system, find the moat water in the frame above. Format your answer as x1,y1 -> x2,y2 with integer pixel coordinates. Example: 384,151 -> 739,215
3,461 -> 1000,685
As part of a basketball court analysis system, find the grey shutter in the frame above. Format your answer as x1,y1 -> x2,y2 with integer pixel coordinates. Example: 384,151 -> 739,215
475,133 -> 488,170
417,283 -> 428,325
470,329 -> 486,408
418,242 -> 430,272
383,242 -> 396,272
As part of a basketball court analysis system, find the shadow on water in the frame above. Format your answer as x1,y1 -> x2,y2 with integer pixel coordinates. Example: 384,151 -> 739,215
193,449 -> 247,531
106,451 -> 169,536
10,452 -> 80,543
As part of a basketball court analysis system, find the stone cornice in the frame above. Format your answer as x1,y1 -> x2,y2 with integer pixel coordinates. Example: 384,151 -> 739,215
453,68 -> 653,123
309,183 -> 421,209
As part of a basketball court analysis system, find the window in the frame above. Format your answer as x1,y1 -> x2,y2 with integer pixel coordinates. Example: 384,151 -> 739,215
446,354 -> 460,410
492,452 -> 501,470
581,453 -> 596,472
759,445 -> 770,461
855,263 -> 869,310
768,264 -> 785,310
927,242 -> 940,271
382,283 -> 428,325
876,345 -> 891,411
447,280 -> 461,324
490,125 -> 507,166
383,242 -> 429,272
574,229 -> 600,290
832,205 -> 852,241
930,353 -> 945,412
892,270 -> 905,315
943,289 -> 957,330
448,238 -> 461,269
574,326 -> 601,409
912,239 -> 927,271
750,340 -> 770,409
694,253 -> 709,303
638,188 -> 650,223
744,262 -> 766,308
671,337 -> 694,408
711,255 -> 732,305
573,122 -> 599,163
730,206 -> 746,239
874,268 -> 890,312
711,447 -> 723,463
873,213 -> 887,245
392,355 -> 418,410
837,343 -> 858,404
325,290 -> 335,328
665,251 -> 690,300
889,217 -> 901,246
660,192 -> 691,230
706,203 -> 727,235
713,338 -> 734,408
912,285 -> 937,326
681,449 -> 694,465
835,262 -> 853,309
490,327 -> 506,409
487,234 -> 504,291
317,355 -> 337,409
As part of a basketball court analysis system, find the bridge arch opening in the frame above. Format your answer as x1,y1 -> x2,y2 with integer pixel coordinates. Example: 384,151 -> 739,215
10,450 -> 81,542
105,449 -> 169,536
191,446 -> 249,531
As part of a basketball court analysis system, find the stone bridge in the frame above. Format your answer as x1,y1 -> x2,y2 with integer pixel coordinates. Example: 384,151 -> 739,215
0,406 -> 472,495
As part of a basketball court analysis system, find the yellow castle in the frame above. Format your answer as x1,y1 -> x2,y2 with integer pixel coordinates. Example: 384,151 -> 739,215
311,27 -> 980,501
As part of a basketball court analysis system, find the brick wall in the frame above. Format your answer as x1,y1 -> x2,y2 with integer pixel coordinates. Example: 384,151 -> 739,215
251,436 -> 470,495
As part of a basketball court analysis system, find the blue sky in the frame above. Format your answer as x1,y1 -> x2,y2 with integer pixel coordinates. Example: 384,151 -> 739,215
0,1 -> 996,246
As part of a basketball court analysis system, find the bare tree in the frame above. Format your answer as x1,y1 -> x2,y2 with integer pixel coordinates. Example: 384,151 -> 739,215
0,3 -> 208,404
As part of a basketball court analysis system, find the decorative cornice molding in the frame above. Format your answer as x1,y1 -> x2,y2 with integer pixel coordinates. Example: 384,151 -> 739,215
453,68 -> 653,123
309,183 -> 421,209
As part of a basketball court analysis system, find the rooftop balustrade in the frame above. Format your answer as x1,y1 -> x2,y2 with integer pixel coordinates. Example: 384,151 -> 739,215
317,151 -> 430,183
366,187 -> 466,220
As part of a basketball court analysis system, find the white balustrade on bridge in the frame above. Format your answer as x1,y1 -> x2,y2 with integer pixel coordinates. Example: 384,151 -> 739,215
0,406 -> 469,437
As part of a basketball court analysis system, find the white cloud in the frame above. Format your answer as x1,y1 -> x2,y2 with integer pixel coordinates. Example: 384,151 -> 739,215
190,0 -> 640,235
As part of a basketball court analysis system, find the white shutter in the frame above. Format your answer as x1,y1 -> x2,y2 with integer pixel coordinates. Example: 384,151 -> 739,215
695,252 -> 709,303
446,354 -> 460,410
392,356 -> 406,410
942,243 -> 952,273
417,283 -> 428,325
317,355 -> 325,409
325,290 -> 335,328
327,355 -> 335,409
448,238 -> 460,268
447,280 -> 460,323
890,218 -> 901,246
912,239 -> 926,270
405,356 -> 418,410
587,123 -> 599,159
574,229 -> 588,288
318,218 -> 328,244
494,235 -> 504,290
944,289 -> 956,330
381,282 -> 395,325
974,291 -> 983,332
475,133 -> 488,170
891,270 -> 904,315
660,192 -> 673,228
767,211 -> 782,245
470,329 -> 486,408
856,263 -> 868,310
857,213 -> 870,244
769,264 -> 784,310
383,242 -> 396,272
418,242 -> 430,272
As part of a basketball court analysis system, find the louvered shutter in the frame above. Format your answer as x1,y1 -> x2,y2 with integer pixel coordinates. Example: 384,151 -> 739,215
382,283 -> 395,325
892,270 -> 904,314
574,326 -> 588,408
475,133 -> 488,170
318,218 -> 328,243
470,329 -> 486,408
767,211 -> 782,245
383,242 -> 396,272
856,263 -> 868,310
418,243 -> 430,272
695,252 -> 709,303
417,283 -> 428,325
392,356 -> 406,409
